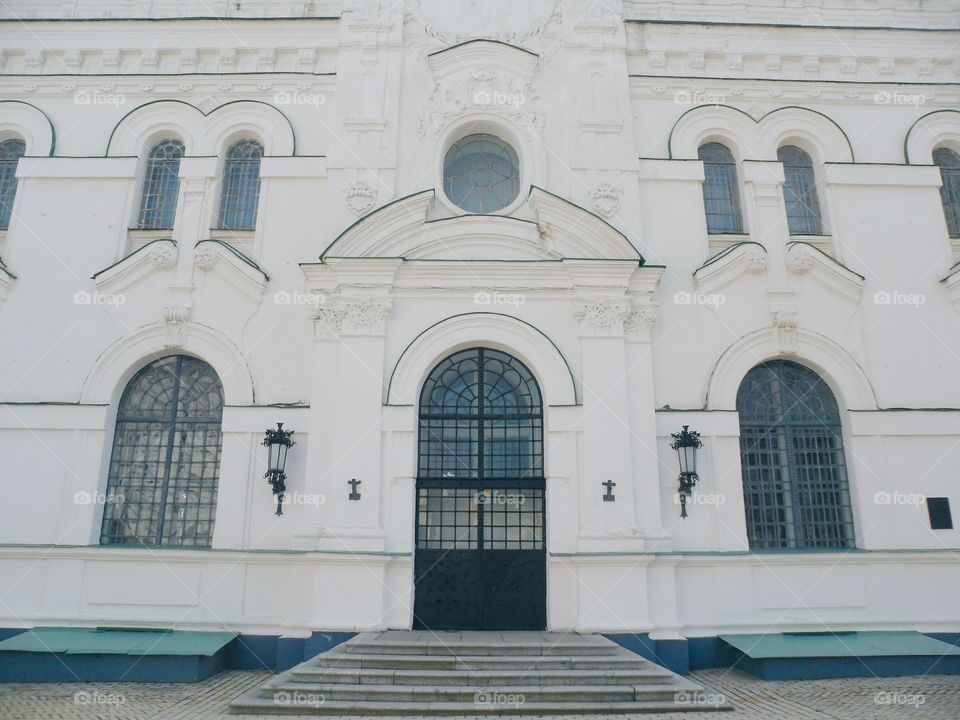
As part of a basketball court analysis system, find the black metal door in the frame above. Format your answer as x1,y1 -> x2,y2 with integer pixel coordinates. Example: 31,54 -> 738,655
413,349 -> 546,631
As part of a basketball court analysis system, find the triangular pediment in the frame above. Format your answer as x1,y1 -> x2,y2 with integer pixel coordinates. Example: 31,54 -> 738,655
320,187 -> 643,263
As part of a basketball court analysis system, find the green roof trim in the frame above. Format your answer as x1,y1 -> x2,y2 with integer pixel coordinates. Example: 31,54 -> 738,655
0,627 -> 236,656
721,631 -> 960,660
196,238 -> 269,280
91,238 -> 176,279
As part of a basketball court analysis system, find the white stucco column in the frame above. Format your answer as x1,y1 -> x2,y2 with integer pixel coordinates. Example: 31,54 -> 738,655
624,304 -> 671,549
572,296 -> 644,552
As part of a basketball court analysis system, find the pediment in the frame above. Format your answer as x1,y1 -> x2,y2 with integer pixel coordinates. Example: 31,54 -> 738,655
320,187 -> 643,262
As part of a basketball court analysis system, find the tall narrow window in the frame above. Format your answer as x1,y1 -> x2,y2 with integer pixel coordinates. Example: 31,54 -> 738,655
217,139 -> 263,230
0,138 -> 26,230
933,146 -> 960,238
100,355 -> 224,548
698,142 -> 743,233
779,145 -> 823,235
137,139 -> 184,230
737,360 -> 854,550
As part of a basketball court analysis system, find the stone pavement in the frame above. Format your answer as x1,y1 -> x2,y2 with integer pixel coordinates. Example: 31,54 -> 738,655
1,668 -> 959,719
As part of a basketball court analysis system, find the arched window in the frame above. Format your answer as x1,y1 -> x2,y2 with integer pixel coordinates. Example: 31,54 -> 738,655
778,145 -> 823,235
217,139 -> 263,230
100,355 -> 224,547
137,139 -> 184,230
698,142 -> 743,233
737,360 -> 854,550
443,133 -> 520,213
0,138 -> 26,230
933,146 -> 960,238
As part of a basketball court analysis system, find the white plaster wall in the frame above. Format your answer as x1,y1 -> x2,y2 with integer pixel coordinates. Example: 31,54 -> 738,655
0,0 -> 958,636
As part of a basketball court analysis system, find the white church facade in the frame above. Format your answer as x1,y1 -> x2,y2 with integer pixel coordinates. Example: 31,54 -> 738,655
1,0 -> 959,672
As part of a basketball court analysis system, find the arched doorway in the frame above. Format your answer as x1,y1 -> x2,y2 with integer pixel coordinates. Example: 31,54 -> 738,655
413,347 -> 546,630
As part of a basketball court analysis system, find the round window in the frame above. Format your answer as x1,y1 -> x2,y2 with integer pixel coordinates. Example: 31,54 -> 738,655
442,133 -> 520,213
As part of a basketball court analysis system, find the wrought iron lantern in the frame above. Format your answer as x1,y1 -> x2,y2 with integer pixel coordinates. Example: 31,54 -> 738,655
263,422 -> 295,516
670,425 -> 702,519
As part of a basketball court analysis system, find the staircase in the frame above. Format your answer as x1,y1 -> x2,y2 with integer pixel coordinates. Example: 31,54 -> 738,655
229,631 -> 731,715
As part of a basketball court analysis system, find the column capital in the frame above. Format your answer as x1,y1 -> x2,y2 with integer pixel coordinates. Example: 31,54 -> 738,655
314,295 -> 392,339
572,297 -> 631,338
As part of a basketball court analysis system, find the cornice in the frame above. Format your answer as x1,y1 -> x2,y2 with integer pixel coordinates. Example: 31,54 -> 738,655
193,239 -> 268,303
785,242 -> 864,303
92,238 -> 177,294
694,242 -> 768,295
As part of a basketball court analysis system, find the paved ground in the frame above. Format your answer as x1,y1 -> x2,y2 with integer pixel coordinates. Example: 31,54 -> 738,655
1,669 -> 959,719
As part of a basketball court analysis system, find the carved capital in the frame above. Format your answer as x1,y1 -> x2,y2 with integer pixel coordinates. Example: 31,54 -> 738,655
573,299 -> 631,337
314,297 -> 392,338
624,306 -> 658,342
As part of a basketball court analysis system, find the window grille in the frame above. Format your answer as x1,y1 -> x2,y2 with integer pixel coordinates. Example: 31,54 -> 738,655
779,145 -> 823,235
217,139 -> 263,230
100,355 -> 224,547
934,146 -> 960,238
0,138 -> 26,230
737,360 -> 854,550
698,142 -> 743,233
443,134 -> 520,213
137,140 -> 184,229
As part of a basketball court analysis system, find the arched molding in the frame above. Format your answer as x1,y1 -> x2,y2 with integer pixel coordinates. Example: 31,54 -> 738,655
387,313 -> 577,407
904,109 -> 960,164
106,100 -> 294,157
759,107 -> 854,164
321,186 -> 641,261
81,321 -> 255,406
0,100 -> 55,156
706,327 -> 877,411
669,105 -> 760,160
669,105 -> 853,163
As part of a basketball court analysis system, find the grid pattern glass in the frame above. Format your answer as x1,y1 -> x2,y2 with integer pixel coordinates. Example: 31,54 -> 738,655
137,140 -> 184,229
419,348 -> 542,481
417,348 -> 544,551
698,142 -> 743,234
100,355 -> 224,547
443,134 -> 520,213
0,138 -> 25,230
934,147 -> 960,238
737,360 -> 854,550
778,145 -> 823,235
217,139 -> 263,230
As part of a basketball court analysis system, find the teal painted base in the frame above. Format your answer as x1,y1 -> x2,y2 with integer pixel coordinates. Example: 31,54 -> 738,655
607,631 -> 960,680
0,628 -> 354,682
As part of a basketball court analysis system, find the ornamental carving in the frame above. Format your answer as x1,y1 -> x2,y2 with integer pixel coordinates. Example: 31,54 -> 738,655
193,244 -> 218,270
314,298 -> 392,337
418,65 -> 543,139
573,299 -> 631,337
149,242 -> 176,268
771,310 -> 799,354
624,307 -> 658,342
786,244 -> 816,274
744,246 -> 768,273
344,181 -> 377,215
163,305 -> 191,349
590,183 -> 623,219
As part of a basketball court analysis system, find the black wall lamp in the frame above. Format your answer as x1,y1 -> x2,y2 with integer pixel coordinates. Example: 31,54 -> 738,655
670,425 -> 702,519
263,422 -> 295,516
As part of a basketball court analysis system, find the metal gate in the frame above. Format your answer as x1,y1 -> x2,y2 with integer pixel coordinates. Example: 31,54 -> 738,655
413,348 -> 546,631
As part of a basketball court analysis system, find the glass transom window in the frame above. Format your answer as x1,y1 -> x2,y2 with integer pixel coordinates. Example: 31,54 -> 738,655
442,133 -> 520,213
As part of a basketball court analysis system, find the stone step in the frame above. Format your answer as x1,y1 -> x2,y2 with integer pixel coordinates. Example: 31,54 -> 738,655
290,666 -> 676,686
228,697 -> 731,715
341,641 -> 618,656
259,682 -> 684,703
307,652 -> 661,671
